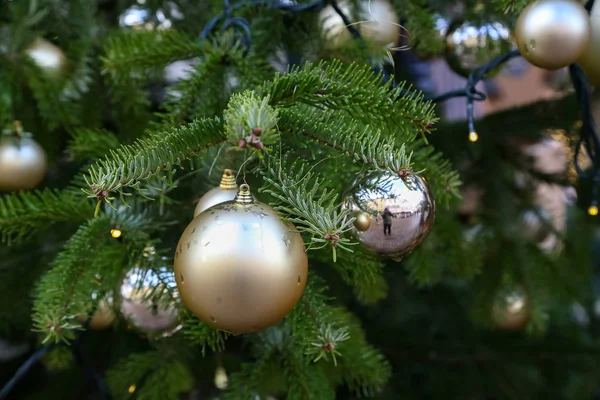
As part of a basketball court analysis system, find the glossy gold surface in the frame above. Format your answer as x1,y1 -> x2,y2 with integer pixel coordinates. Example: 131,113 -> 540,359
0,137 -> 47,191
320,0 -> 400,51
445,19 -> 512,78
491,286 -> 530,331
175,184 -> 308,334
578,0 -> 600,84
345,174 -> 435,261
25,38 -> 67,79
120,265 -> 181,337
515,0 -> 591,70
193,169 -> 238,217
352,211 -> 372,232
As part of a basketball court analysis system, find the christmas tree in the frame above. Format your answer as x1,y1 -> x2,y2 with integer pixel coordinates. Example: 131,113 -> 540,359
1,0 -> 600,398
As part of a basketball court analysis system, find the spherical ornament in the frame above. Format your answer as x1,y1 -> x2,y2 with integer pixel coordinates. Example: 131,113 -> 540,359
120,264 -> 181,337
491,286 -> 530,331
194,169 -> 238,217
174,184 -> 308,334
344,174 -> 435,260
515,0 -> 591,70
119,2 -> 183,31
79,294 -> 116,330
578,0 -> 600,85
352,211 -> 372,232
24,38 -> 67,80
0,134 -> 47,191
319,0 -> 400,51
445,19 -> 512,78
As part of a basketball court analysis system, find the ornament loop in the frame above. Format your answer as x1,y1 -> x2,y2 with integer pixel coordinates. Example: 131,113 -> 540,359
234,183 -> 254,204
219,169 -> 238,189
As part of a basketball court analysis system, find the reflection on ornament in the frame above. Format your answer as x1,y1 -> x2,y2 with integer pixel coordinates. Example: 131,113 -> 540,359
491,286 -> 530,331
25,38 -> 67,79
344,174 -> 435,260
79,293 -> 116,330
120,264 -> 181,337
519,209 -> 552,243
445,19 -> 512,77
0,135 -> 47,191
194,169 -> 238,217
119,2 -> 183,30
214,366 -> 229,390
578,0 -> 600,85
175,184 -> 308,334
515,0 -> 591,70
319,0 -> 400,51
352,211 -> 372,232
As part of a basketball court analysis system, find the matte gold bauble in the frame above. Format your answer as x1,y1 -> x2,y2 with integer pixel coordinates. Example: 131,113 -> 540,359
0,135 -> 47,191
445,19 -> 512,78
174,184 -> 308,334
352,211 -> 372,232
120,264 -> 181,337
515,0 -> 591,70
25,38 -> 67,79
491,286 -> 530,331
193,169 -> 238,217
344,174 -> 435,260
319,0 -> 400,51
577,0 -> 600,85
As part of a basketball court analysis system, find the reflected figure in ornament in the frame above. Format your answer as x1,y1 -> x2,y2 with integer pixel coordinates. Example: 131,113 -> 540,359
382,207 -> 393,236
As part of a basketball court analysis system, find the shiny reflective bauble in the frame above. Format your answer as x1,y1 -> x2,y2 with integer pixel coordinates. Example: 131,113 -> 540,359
319,0 -> 400,51
352,211 -> 372,232
120,265 -> 180,337
119,2 -> 182,30
491,286 -> 530,331
578,0 -> 600,85
345,174 -> 435,260
0,136 -> 47,191
25,38 -> 67,79
445,19 -> 512,78
194,169 -> 238,217
515,0 -> 591,70
175,184 -> 308,334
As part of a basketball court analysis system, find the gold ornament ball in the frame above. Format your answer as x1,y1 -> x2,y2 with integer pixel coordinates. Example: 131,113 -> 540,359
578,0 -> 600,85
445,19 -> 512,78
515,0 -> 591,70
194,169 -> 238,217
174,184 -> 308,334
352,211 -> 372,232
78,295 -> 116,330
120,264 -> 181,337
319,0 -> 400,51
25,38 -> 67,79
344,174 -> 435,260
491,286 -> 530,331
0,136 -> 47,191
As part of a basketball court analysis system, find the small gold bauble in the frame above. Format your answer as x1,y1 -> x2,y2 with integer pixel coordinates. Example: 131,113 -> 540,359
0,135 -> 47,191
193,169 -> 238,217
174,184 -> 308,334
515,0 -> 591,70
25,38 -> 67,79
120,265 -> 181,337
78,294 -> 116,330
491,286 -> 530,331
319,0 -> 400,51
445,19 -> 512,78
578,0 -> 600,85
352,211 -> 372,232
344,174 -> 435,260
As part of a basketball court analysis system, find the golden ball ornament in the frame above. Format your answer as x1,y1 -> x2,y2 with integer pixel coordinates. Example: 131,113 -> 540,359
445,19 -> 512,78
515,0 -> 591,70
344,173 -> 435,260
25,38 -> 67,79
0,135 -> 47,191
577,0 -> 600,85
194,169 -> 238,217
491,286 -> 531,331
352,211 -> 372,232
174,184 -> 308,334
120,264 -> 181,337
78,294 -> 116,330
319,0 -> 400,51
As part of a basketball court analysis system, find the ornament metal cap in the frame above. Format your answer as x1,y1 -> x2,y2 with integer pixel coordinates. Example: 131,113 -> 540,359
234,184 -> 254,204
219,169 -> 237,190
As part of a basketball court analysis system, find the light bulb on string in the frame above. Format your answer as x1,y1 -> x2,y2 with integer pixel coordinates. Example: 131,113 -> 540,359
110,226 -> 122,239
128,385 -> 136,394
589,205 -> 599,216
468,131 -> 479,142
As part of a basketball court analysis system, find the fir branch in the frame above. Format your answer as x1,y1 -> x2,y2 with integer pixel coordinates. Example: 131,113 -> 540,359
260,159 -> 356,261
283,348 -> 336,400
83,117 -> 227,203
0,189 -> 95,244
182,310 -> 229,356
223,353 -> 278,400
68,128 -> 120,161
